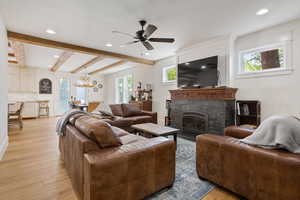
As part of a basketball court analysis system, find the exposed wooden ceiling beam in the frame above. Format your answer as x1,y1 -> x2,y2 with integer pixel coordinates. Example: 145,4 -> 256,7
7,31 -> 155,65
8,53 -> 15,57
88,60 -> 127,75
50,51 -> 73,72
71,56 -> 104,74
8,60 -> 18,64
10,41 -> 26,67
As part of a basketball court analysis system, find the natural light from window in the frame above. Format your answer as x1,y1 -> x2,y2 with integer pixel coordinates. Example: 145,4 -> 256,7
162,65 -> 177,83
116,75 -> 133,104
240,44 -> 286,74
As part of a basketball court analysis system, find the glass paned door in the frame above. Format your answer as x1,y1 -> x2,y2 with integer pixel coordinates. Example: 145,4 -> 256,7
115,75 -> 133,104
58,78 -> 70,115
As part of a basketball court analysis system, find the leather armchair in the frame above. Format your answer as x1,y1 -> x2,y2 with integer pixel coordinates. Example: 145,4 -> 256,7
196,132 -> 300,200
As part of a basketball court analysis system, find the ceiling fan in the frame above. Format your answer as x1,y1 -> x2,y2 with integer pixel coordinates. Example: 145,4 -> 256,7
112,20 -> 175,51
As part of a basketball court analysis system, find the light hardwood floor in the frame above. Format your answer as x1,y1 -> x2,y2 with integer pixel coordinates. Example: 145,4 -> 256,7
1,118 -> 240,200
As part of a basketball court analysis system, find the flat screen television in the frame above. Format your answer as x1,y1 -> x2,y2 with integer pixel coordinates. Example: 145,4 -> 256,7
178,56 -> 218,89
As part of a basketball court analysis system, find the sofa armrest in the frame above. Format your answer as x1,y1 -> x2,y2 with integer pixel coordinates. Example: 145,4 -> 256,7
83,137 -> 175,200
224,126 -> 254,139
141,110 -> 157,123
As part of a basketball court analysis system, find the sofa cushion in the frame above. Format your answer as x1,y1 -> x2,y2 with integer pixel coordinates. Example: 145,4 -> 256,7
75,115 -> 122,148
102,116 -> 134,128
109,104 -> 123,116
122,103 -> 143,117
111,126 -> 129,137
119,134 -> 148,145
126,115 -> 153,124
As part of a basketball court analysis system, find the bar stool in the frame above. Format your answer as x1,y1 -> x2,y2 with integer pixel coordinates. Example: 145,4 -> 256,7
38,101 -> 50,118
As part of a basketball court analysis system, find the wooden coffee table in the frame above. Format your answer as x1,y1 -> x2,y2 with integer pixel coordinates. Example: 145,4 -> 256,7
131,123 -> 179,144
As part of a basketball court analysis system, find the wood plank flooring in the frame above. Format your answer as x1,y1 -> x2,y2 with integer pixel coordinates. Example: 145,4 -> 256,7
0,118 -> 240,200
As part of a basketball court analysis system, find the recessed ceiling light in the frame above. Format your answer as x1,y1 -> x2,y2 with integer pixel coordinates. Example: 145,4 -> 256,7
54,55 -> 59,58
144,52 -> 150,55
46,29 -> 56,34
105,43 -> 112,47
120,45 -> 125,48
256,8 -> 269,16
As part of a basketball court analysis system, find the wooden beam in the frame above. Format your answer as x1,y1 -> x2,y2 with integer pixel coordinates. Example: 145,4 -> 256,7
88,60 -> 127,75
10,41 -> 26,67
8,53 -> 15,57
8,60 -> 18,64
50,51 -> 73,72
7,31 -> 155,65
71,56 -> 104,74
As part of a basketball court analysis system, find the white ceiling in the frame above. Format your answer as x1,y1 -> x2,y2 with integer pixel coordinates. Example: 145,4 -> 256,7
2,0 -> 300,72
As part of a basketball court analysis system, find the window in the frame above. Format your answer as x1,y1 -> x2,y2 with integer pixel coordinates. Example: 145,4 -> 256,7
239,43 -> 287,75
115,75 -> 133,104
162,65 -> 177,83
76,87 -> 87,104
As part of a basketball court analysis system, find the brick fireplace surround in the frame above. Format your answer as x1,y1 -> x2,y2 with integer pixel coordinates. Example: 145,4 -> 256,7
169,88 -> 238,140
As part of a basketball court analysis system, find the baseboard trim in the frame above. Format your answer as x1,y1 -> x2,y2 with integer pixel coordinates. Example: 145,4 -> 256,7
0,135 -> 8,160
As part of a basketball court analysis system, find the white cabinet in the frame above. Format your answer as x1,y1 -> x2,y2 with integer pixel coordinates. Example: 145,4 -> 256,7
8,69 -> 20,92
20,69 -> 36,93
8,67 -> 36,93
22,102 -> 38,118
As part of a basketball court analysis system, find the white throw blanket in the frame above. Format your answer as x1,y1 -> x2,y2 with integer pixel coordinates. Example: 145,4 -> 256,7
56,109 -> 87,136
240,115 -> 300,154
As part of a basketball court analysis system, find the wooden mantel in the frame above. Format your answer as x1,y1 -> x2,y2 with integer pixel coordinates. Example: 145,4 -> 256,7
169,88 -> 238,100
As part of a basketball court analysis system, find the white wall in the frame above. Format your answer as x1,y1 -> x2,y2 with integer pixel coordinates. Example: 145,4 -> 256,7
0,14 -> 8,159
8,65 -> 105,116
232,19 -> 300,120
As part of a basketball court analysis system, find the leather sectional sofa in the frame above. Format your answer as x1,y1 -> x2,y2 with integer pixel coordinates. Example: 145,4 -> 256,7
196,126 -> 300,200
102,103 -> 157,132
59,114 -> 175,200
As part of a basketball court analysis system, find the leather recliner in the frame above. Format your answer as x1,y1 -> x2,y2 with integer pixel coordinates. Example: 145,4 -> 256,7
196,126 -> 300,200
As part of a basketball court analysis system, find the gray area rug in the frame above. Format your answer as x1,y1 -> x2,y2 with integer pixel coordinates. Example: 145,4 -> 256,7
146,137 -> 215,200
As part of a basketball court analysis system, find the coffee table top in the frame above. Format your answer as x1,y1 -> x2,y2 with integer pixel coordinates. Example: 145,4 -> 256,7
131,123 -> 179,136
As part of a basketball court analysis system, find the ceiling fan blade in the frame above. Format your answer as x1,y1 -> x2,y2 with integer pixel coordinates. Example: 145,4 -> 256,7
144,24 -> 157,38
149,38 -> 175,43
112,30 -> 136,38
142,41 -> 154,50
122,41 -> 139,46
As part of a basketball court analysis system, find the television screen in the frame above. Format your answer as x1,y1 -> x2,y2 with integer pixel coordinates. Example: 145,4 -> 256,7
178,56 -> 218,88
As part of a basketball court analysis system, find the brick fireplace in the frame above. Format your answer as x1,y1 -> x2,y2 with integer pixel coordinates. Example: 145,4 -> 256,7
169,88 -> 237,140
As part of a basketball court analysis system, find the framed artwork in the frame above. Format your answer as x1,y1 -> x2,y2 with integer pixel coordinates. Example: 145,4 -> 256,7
39,78 -> 52,94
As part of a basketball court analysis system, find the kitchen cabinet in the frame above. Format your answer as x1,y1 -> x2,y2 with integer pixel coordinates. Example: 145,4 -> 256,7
8,67 -> 36,93
22,102 -> 39,118
8,69 -> 20,92
20,69 -> 36,93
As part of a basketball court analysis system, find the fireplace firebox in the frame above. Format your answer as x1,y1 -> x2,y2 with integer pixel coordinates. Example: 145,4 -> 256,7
169,88 -> 237,140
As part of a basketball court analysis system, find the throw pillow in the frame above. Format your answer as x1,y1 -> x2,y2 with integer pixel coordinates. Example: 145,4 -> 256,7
75,115 -> 122,148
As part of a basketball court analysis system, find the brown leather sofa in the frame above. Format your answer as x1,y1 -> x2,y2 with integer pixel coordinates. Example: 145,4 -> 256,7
196,126 -> 300,200
103,103 -> 157,132
59,115 -> 175,200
